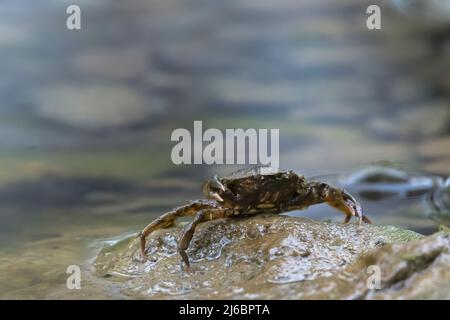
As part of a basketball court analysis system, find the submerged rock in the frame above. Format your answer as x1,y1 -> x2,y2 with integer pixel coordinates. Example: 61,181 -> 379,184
94,214 -> 427,299
338,165 -> 443,200
427,178 -> 450,226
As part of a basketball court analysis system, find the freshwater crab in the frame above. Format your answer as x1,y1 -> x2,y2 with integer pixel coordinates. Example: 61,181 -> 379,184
139,166 -> 371,269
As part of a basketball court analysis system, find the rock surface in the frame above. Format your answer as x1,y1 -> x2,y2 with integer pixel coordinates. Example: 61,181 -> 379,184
93,214 -> 441,299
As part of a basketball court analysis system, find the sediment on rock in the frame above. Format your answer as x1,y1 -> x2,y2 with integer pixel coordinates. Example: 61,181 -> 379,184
94,214 -> 432,299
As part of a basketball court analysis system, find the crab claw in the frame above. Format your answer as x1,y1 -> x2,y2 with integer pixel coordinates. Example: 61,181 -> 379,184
209,192 -> 224,202
210,175 -> 226,192
203,175 -> 226,202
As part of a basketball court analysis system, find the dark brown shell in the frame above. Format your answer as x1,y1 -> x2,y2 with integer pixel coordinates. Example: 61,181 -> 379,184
220,166 -> 286,182
217,166 -> 307,209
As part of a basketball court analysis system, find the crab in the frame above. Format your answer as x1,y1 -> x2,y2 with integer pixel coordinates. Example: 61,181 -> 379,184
139,166 -> 371,269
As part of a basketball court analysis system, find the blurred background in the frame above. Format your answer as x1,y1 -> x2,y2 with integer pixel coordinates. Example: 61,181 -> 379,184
0,0 -> 449,298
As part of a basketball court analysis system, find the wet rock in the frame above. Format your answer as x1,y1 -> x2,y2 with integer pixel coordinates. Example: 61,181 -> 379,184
324,229 -> 450,300
94,214 -> 422,299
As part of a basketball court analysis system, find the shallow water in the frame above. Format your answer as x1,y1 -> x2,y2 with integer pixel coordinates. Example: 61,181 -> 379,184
0,0 -> 450,299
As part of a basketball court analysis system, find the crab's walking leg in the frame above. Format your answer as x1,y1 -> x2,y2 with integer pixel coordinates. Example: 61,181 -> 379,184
287,182 -> 371,224
138,200 -> 217,259
322,185 -> 371,224
178,208 -> 229,270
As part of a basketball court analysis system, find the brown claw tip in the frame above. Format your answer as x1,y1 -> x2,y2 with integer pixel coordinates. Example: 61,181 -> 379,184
183,265 -> 195,274
362,215 -> 372,224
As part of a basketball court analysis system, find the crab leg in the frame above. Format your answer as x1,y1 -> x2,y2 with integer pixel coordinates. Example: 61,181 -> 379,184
138,200 -> 218,259
287,182 -> 371,224
323,185 -> 371,224
178,208 -> 229,270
